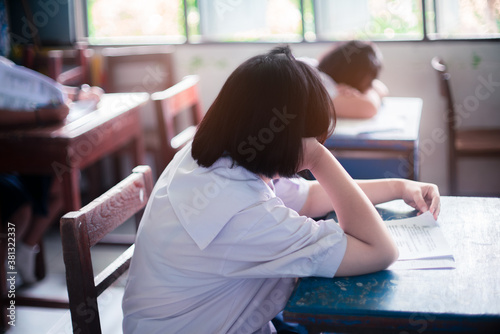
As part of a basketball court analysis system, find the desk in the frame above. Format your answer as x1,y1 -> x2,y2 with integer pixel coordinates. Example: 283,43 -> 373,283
283,196 -> 500,333
0,93 -> 149,213
326,97 -> 422,180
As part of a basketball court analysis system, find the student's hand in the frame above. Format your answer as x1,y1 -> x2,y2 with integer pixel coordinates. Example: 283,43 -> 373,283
65,84 -> 104,103
299,137 -> 327,172
400,180 -> 440,219
78,85 -> 104,103
371,79 -> 389,98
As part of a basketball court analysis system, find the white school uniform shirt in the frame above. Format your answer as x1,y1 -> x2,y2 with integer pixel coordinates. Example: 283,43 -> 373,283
0,56 -> 66,111
296,56 -> 338,99
122,143 -> 347,334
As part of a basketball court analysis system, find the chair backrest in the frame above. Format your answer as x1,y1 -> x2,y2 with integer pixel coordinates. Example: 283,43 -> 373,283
48,43 -> 94,86
431,56 -> 456,146
60,165 -> 153,334
101,46 -> 175,93
151,75 -> 204,171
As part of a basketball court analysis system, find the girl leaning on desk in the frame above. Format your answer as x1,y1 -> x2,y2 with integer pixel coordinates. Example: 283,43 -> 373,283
0,55 -> 102,286
318,40 -> 389,119
122,45 -> 440,334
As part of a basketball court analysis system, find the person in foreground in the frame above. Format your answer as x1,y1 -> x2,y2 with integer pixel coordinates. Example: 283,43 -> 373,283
122,46 -> 440,334
317,40 -> 389,119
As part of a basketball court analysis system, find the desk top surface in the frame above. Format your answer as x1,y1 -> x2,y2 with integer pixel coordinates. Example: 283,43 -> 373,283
284,196 -> 500,330
0,92 -> 149,140
325,97 -> 422,149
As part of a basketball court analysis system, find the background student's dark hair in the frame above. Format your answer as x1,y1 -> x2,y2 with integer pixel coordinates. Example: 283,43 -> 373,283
192,45 -> 335,178
318,40 -> 382,93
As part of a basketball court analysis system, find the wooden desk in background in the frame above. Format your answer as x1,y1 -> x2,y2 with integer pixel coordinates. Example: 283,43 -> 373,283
326,97 -> 422,180
0,93 -> 149,213
284,196 -> 500,333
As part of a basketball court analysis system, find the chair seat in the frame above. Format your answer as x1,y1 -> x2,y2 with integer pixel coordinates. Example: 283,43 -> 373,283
455,128 -> 500,154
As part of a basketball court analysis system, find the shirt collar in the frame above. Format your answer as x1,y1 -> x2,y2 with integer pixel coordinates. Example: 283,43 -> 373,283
165,144 -> 274,250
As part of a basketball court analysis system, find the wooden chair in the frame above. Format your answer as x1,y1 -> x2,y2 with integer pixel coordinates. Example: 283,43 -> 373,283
100,46 -> 175,183
149,75 -> 204,174
431,57 -> 500,195
47,43 -> 94,86
60,165 -> 153,334
100,45 -> 175,93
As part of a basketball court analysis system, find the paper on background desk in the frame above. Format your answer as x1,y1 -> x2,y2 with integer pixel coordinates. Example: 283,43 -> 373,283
66,99 -> 99,122
334,111 -> 407,136
385,212 -> 455,270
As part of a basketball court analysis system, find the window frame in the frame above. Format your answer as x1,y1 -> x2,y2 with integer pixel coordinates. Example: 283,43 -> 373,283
82,0 -> 500,45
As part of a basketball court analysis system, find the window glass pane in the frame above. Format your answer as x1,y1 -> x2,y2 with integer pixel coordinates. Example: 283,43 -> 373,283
87,0 -> 185,44
424,0 -> 436,36
315,0 -> 423,41
197,0 -> 303,42
428,0 -> 500,39
185,0 -> 201,42
303,0 -> 316,41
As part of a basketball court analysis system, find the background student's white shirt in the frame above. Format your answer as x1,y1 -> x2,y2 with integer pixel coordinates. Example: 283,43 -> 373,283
0,56 -> 66,111
296,56 -> 338,99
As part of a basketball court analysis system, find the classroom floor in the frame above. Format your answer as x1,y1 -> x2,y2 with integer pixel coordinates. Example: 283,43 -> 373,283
5,219 -> 135,334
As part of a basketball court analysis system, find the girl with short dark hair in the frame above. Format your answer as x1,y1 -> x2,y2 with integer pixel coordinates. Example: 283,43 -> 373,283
123,45 -> 439,334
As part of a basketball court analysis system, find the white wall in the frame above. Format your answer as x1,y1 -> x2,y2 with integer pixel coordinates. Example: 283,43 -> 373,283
170,41 -> 500,196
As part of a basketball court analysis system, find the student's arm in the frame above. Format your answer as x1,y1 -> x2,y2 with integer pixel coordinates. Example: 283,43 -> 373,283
356,179 -> 440,219
333,79 -> 389,119
299,178 -> 440,220
371,79 -> 389,98
300,138 -> 398,276
62,84 -> 104,103
333,84 -> 378,119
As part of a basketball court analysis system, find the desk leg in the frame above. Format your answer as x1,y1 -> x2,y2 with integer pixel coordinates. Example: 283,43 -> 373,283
62,168 -> 81,213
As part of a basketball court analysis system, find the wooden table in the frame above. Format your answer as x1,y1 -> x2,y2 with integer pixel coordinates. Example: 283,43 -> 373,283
283,196 -> 500,333
325,97 -> 422,180
0,92 -> 149,213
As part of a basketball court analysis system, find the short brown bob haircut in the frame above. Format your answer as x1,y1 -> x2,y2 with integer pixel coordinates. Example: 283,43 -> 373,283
318,40 -> 382,93
192,45 -> 335,178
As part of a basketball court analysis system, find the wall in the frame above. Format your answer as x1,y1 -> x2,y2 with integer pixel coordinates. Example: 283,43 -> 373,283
170,41 -> 500,196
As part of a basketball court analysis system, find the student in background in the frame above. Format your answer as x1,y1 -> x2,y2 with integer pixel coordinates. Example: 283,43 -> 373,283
0,56 -> 102,125
0,55 -> 102,285
122,46 -> 440,334
318,40 -> 389,119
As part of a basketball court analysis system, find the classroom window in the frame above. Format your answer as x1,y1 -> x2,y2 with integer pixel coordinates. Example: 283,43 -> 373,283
84,0 -> 499,43
425,0 -> 500,39
314,0 -> 423,41
193,0 -> 303,42
86,0 -> 186,44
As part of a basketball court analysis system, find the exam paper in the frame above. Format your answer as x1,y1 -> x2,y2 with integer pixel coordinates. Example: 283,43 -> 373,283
334,111 -> 406,136
385,212 -> 455,270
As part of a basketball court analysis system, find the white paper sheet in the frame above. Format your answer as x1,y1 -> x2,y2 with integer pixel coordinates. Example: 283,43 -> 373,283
334,111 -> 406,136
385,212 -> 455,270
389,258 -> 456,270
